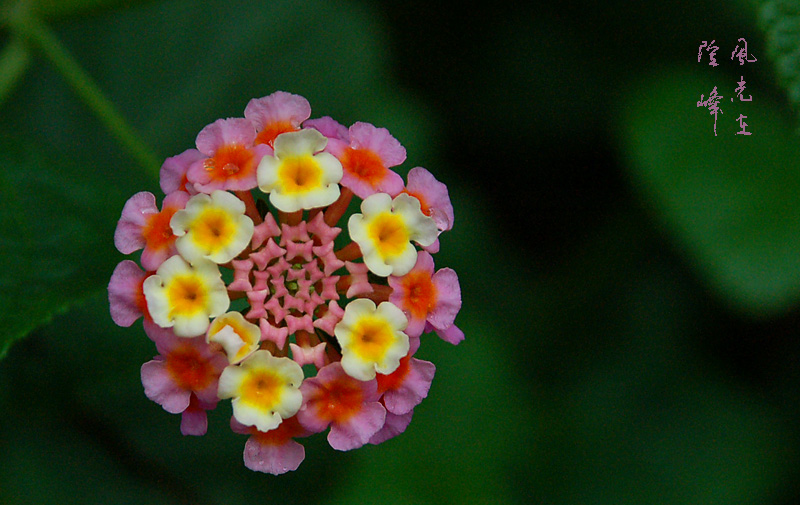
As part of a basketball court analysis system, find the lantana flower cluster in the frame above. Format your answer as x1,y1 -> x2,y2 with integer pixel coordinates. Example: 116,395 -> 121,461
108,91 -> 462,474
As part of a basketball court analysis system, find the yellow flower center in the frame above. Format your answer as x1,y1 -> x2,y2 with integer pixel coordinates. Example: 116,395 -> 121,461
240,370 -> 284,410
367,212 -> 409,258
350,317 -> 394,362
277,155 -> 323,194
167,275 -> 209,317
191,208 -> 235,252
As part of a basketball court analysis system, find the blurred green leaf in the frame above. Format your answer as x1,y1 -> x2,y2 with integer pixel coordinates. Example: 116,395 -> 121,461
40,0 -> 406,158
0,133 -> 125,359
1,0 -> 154,21
518,208 -> 795,505
761,0 -> 800,109
32,0 -> 149,17
619,67 -> 800,316
0,413 -> 175,505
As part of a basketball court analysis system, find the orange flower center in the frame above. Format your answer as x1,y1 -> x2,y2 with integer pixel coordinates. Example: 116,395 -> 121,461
376,355 -> 411,394
315,378 -> 364,423
255,121 -> 296,147
402,271 -> 437,318
351,318 -> 394,362
341,147 -> 385,186
179,173 -> 191,193
142,207 -> 179,250
166,347 -> 214,391
190,208 -> 235,251
204,143 -> 255,182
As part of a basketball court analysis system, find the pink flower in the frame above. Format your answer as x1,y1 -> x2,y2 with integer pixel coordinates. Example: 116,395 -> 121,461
326,122 -> 406,199
403,167 -> 454,233
388,251 -> 462,340
160,149 -> 204,195
369,410 -> 414,445
140,329 -> 227,431
114,191 -> 190,271
181,394 -> 218,436
289,342 -> 327,369
245,91 -> 311,147
227,210 -> 344,346
375,339 -> 435,416
427,321 -> 465,345
297,362 -> 386,451
108,260 -> 152,327
304,116 -> 349,142
110,90 -> 464,474
368,340 -> 434,444
402,167 -> 454,253
230,416 -> 310,475
187,118 -> 271,193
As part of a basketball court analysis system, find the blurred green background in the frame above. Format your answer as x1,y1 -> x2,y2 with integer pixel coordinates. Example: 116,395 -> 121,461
2,0 -> 800,503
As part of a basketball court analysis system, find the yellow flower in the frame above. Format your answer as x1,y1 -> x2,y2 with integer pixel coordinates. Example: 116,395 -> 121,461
348,193 -> 438,277
207,311 -> 261,364
335,299 -> 409,381
257,129 -> 342,212
171,190 -> 254,264
218,350 -> 304,432
143,256 -> 229,337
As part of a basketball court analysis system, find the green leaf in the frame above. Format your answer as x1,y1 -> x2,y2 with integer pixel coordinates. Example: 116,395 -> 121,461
618,66 -> 800,316
1,0 -> 155,22
0,416 -> 176,505
0,132 -> 133,359
761,0 -> 800,109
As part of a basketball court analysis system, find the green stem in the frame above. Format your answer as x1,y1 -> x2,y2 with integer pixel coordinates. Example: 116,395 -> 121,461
7,11 -> 160,178
0,37 -> 31,108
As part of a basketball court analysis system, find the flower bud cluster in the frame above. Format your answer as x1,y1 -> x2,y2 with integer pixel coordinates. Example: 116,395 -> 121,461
109,91 -> 462,474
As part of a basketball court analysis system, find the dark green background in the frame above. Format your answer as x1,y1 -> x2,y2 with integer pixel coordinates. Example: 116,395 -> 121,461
2,0 -> 799,503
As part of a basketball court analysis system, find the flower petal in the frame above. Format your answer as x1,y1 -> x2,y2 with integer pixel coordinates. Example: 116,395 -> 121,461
382,357 -> 435,415
114,191 -> 157,254
406,167 -> 454,231
369,409 -> 413,445
328,401 -> 386,451
141,359 -> 191,414
429,268 -> 461,330
108,260 -> 148,327
195,117 -> 257,156
243,435 -> 305,475
349,122 -> 406,168
304,116 -> 349,142
160,149 -> 204,194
